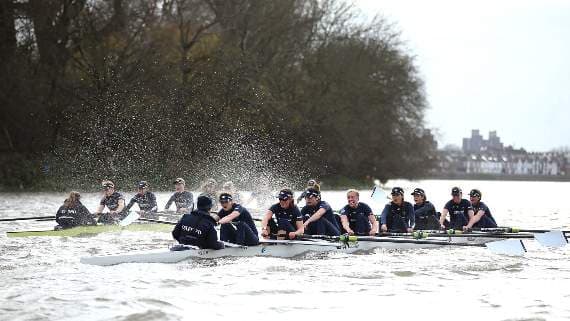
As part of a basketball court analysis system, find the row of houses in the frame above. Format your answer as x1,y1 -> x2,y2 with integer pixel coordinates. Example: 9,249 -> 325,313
437,151 -> 569,177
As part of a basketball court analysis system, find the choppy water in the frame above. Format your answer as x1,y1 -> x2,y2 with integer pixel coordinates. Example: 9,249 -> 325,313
1,179 -> 569,321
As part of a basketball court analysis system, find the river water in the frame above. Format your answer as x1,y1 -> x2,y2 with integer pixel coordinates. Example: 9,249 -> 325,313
1,179 -> 569,321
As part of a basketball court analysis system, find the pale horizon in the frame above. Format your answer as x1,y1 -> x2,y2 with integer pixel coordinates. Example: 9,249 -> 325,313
357,0 -> 570,152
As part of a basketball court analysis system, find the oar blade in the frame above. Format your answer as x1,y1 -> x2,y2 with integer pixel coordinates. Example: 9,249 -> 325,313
371,186 -> 388,202
119,212 -> 140,227
485,239 -> 526,256
533,231 -> 568,248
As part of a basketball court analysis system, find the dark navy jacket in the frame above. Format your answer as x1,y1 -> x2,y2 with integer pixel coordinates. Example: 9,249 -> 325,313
380,201 -> 415,232
269,203 -> 303,225
165,191 -> 194,212
301,200 -> 340,229
471,201 -> 498,228
100,192 -> 126,213
56,201 -> 96,227
172,210 -> 224,249
444,199 -> 472,229
339,202 -> 373,231
126,191 -> 157,212
218,204 -> 259,235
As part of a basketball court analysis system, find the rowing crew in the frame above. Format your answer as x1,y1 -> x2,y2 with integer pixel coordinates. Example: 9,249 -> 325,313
172,185 -> 498,251
56,178 -> 206,228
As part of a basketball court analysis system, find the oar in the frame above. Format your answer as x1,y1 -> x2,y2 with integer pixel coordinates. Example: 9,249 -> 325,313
118,211 -> 140,227
0,215 -> 56,222
301,234 -> 527,256
472,227 -> 569,248
375,231 -> 535,240
475,227 -> 570,234
137,217 -> 177,225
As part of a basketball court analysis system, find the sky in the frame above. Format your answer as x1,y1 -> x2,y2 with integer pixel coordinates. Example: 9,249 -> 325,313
356,0 -> 570,152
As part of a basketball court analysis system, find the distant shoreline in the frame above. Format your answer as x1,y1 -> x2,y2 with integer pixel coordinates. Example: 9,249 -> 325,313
418,173 -> 570,182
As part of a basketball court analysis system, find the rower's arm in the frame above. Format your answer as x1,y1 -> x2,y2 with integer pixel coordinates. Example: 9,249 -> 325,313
115,199 -> 125,213
303,208 -> 326,226
294,220 -> 304,236
439,208 -> 449,226
218,210 -> 240,224
465,209 -> 483,229
94,204 -> 104,215
260,210 -> 273,237
340,215 -> 352,233
369,213 -> 379,235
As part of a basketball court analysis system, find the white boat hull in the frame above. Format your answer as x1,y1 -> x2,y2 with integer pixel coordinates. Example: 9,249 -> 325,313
80,237 -> 480,266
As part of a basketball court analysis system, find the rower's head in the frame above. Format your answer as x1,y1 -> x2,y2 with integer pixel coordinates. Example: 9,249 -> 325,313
101,180 -> 115,196
65,191 -> 81,207
411,188 -> 426,204
390,187 -> 404,204
277,189 -> 294,207
173,178 -> 185,192
197,195 -> 213,212
346,189 -> 360,207
469,189 -> 482,204
451,186 -> 462,203
219,193 -> 234,210
137,181 -> 149,194
304,188 -> 320,206
202,178 -> 217,193
306,179 -> 320,191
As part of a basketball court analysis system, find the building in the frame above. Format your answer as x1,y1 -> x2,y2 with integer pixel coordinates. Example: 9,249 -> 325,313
462,129 -> 503,153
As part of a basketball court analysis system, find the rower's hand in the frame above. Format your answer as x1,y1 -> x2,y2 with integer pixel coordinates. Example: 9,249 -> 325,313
406,227 -> 413,233
440,224 -> 446,230
346,229 -> 354,235
288,232 -> 297,240
381,224 -> 388,232
261,228 -> 269,238
462,226 -> 472,232
369,230 -> 376,236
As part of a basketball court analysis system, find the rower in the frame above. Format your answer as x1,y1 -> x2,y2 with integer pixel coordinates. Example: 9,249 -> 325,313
339,189 -> 378,236
94,180 -> 127,224
217,193 -> 259,246
296,179 -> 320,203
380,187 -> 415,233
260,189 -> 304,239
172,196 -> 224,250
465,189 -> 498,229
126,181 -> 158,215
301,188 -> 340,236
56,191 -> 96,229
439,187 -> 473,230
165,178 -> 194,214
411,188 -> 440,230
198,178 -> 219,210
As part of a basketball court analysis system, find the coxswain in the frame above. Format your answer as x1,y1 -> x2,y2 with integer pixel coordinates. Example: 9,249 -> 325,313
94,180 -> 127,224
411,188 -> 440,230
439,187 -> 473,230
172,196 -> 224,250
260,189 -> 304,239
339,189 -> 378,236
465,189 -> 498,229
165,178 -> 194,214
217,193 -> 259,246
126,181 -> 158,214
55,191 -> 96,229
380,187 -> 415,233
301,188 -> 340,236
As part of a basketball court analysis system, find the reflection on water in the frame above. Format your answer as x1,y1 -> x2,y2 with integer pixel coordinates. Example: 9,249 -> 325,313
0,180 -> 569,320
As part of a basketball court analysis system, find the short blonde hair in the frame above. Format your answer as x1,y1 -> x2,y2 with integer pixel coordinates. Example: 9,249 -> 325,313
346,189 -> 359,197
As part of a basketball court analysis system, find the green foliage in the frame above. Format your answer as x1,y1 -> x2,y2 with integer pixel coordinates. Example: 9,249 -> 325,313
0,0 -> 437,191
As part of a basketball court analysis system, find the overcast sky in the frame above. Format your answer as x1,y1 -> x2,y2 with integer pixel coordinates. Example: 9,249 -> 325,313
356,0 -> 570,152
